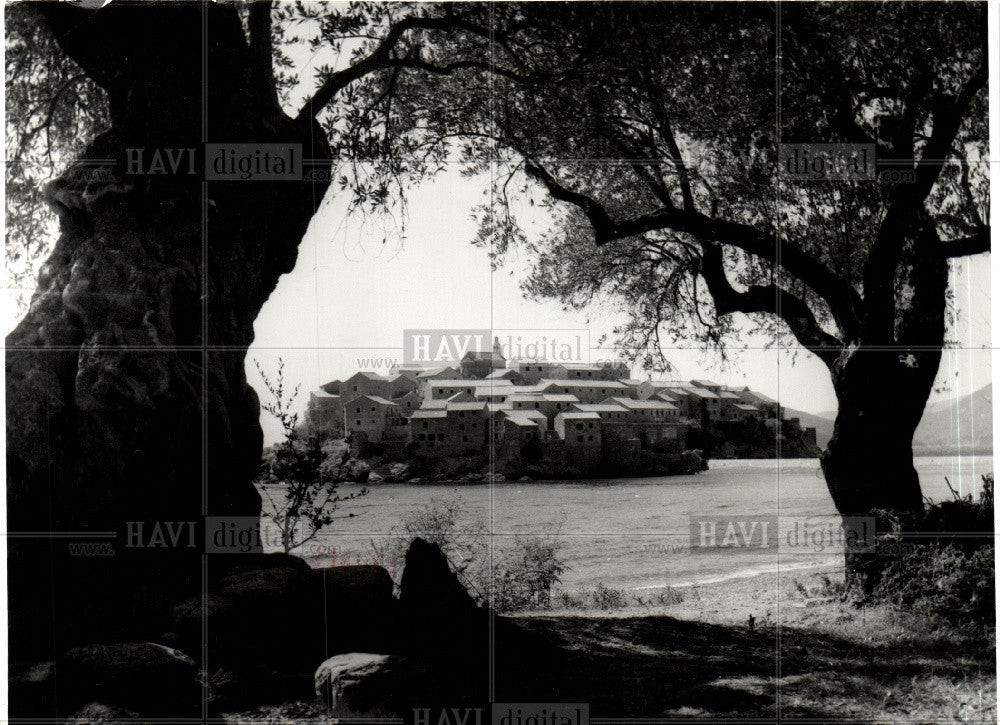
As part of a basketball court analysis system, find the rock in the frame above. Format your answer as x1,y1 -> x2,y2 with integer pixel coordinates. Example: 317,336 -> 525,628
314,653 -> 401,715
367,471 -> 384,483
310,565 -> 397,654
385,462 -> 412,483
172,564 -> 319,670
172,562 -> 396,675
484,472 -> 506,483
67,702 -> 142,723
407,477 -> 423,483
8,662 -> 57,716
343,459 -> 371,482
397,539 -> 489,703
398,539 -> 481,647
518,476 -> 531,482
58,642 -> 200,716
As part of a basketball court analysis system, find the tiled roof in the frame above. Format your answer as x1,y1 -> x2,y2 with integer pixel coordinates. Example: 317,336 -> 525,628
346,394 -> 397,406
363,395 -> 398,406
538,378 -> 630,389
572,403 -> 629,413
607,397 -> 679,410
446,402 -> 489,412
416,366 -> 459,378
556,411 -> 602,420
505,417 -> 539,427
506,409 -> 546,420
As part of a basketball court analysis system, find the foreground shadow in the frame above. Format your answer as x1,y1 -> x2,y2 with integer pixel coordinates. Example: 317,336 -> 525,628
493,613 -> 995,719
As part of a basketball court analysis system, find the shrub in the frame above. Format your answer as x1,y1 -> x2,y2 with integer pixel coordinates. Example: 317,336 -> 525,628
866,474 -> 994,623
871,543 -> 994,622
256,359 -> 365,553
492,535 -> 567,612
371,496 -> 567,612
590,583 -> 629,610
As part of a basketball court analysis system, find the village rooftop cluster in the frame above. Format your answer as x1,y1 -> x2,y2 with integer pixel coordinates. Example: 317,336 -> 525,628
306,343 -> 814,465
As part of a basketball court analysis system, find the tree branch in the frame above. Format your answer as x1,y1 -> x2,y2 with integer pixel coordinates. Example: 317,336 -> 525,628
863,57 -> 987,340
523,158 -> 863,339
248,0 -> 278,109
700,244 -> 842,367
939,227 -> 990,258
295,15 -> 491,123
385,55 -> 544,85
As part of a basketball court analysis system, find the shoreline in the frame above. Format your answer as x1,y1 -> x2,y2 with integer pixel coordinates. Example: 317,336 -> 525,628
529,565 -> 847,627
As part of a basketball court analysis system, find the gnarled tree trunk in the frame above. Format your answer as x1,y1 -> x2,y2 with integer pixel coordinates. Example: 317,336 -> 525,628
820,216 -> 949,588
6,3 -> 330,667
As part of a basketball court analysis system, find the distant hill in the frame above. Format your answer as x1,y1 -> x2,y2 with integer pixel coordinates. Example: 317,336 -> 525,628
784,383 -> 993,454
913,383 -> 993,455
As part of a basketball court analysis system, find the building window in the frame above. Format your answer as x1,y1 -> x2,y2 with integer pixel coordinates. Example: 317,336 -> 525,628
577,435 -> 584,442
462,435 -> 468,442
356,407 -> 361,413
459,423 -> 465,431
422,422 -> 428,429
437,434 -> 444,441
588,435 -> 594,441
355,420 -> 361,426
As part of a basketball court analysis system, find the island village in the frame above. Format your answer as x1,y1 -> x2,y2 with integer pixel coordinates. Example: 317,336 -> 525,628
303,340 -> 819,481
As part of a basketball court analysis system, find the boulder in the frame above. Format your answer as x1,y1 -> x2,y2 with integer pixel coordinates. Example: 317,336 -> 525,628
367,471 -> 384,483
57,642 -> 200,716
314,653 -> 403,715
8,661 -> 57,716
398,538 -> 481,649
342,459 -> 371,482
67,702 -> 142,723
397,539 -> 489,703
310,565 -> 397,654
385,462 -> 412,482
171,562 -> 396,675
171,564 -> 319,670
